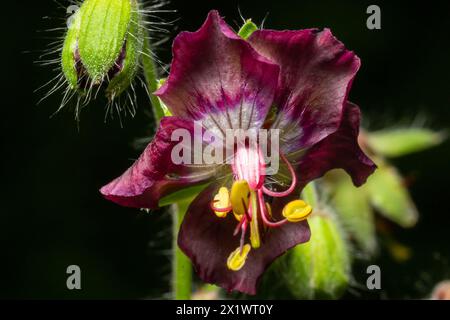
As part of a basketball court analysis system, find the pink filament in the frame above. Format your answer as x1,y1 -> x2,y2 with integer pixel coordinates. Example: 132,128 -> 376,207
258,189 -> 288,227
233,216 -> 245,236
239,219 -> 248,253
262,153 -> 297,198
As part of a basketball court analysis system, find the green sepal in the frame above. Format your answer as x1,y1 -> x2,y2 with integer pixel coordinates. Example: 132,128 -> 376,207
155,78 -> 172,117
365,164 -> 418,227
332,176 -> 377,256
78,0 -> 132,81
158,183 -> 209,207
367,128 -> 445,158
285,212 -> 351,299
61,10 -> 81,90
106,0 -> 143,99
238,19 -> 258,40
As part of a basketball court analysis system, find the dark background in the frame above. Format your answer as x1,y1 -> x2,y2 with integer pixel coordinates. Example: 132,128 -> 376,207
1,0 -> 449,299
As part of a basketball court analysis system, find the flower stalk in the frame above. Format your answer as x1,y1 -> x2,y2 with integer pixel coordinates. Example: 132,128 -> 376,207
142,36 -> 165,123
172,201 -> 192,300
140,15 -> 192,299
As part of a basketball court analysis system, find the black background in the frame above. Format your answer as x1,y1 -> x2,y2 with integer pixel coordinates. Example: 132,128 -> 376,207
1,0 -> 450,299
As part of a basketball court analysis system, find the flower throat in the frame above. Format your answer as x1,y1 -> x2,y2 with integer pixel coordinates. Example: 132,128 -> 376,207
210,142 -> 313,271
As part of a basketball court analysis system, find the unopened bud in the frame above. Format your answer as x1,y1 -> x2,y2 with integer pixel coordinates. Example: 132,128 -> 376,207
61,0 -> 144,100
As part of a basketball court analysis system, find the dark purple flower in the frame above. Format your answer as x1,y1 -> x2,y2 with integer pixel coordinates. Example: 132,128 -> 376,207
100,11 -> 376,295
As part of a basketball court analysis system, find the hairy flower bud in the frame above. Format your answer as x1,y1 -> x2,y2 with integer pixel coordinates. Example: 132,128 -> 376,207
285,211 -> 351,299
61,0 -> 143,100
366,128 -> 445,158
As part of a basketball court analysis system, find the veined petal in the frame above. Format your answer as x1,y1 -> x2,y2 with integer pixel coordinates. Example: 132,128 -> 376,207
249,29 -> 360,152
296,103 -> 376,188
155,11 -> 279,139
178,184 -> 311,295
100,117 -> 217,209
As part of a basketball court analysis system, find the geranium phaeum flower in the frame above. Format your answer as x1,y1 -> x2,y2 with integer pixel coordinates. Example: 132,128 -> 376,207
100,11 -> 376,294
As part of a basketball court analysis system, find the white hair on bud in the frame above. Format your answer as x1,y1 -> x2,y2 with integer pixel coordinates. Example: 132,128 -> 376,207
35,0 -> 175,126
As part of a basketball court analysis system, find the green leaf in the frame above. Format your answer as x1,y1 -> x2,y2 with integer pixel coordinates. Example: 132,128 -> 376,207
365,165 -> 418,227
158,183 -> 209,207
367,128 -> 445,158
285,213 -> 351,299
332,177 -> 377,256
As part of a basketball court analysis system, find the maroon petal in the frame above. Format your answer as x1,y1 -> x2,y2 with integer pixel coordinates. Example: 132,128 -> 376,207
100,117 -> 216,209
296,102 -> 376,188
249,29 -> 360,152
178,184 -> 310,295
155,11 -> 279,137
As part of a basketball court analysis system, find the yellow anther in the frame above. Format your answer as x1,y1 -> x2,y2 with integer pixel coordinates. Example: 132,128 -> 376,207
233,211 -> 243,222
282,200 -> 312,222
230,180 -> 250,221
213,187 -> 231,218
227,244 -> 251,271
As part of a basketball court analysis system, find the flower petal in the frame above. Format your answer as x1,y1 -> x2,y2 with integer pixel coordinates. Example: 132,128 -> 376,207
155,11 -> 279,138
178,184 -> 311,295
296,103 -> 376,188
249,29 -> 360,151
100,117 -> 217,209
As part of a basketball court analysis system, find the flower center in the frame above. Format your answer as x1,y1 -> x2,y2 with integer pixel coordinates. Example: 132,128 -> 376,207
232,144 -> 265,191
210,144 -> 313,271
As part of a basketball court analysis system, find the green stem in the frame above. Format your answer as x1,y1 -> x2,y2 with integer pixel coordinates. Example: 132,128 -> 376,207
141,37 -> 165,123
140,25 -> 191,299
171,202 -> 192,300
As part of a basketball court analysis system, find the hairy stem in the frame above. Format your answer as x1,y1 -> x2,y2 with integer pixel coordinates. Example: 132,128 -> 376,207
171,202 -> 192,300
140,22 -> 191,299
141,37 -> 165,123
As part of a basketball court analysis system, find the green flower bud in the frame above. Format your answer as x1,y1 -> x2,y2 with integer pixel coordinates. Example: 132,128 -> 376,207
285,212 -> 351,299
332,175 -> 377,257
365,164 -> 418,228
238,19 -> 258,40
61,0 -> 144,99
366,128 -> 445,158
